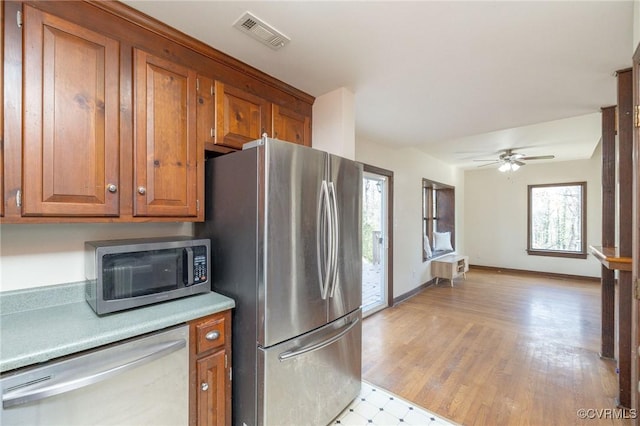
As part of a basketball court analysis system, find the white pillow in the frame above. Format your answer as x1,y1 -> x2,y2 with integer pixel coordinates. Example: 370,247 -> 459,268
423,235 -> 433,259
433,231 -> 453,251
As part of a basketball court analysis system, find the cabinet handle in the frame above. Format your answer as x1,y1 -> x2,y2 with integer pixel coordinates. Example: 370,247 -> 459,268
137,186 -> 146,195
201,382 -> 209,391
205,331 -> 220,341
107,184 -> 118,193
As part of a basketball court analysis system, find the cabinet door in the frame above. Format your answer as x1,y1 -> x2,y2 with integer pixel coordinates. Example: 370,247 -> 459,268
214,81 -> 270,149
272,104 -> 311,146
196,350 -> 227,426
22,5 -> 120,216
197,76 -> 215,150
133,49 -> 198,217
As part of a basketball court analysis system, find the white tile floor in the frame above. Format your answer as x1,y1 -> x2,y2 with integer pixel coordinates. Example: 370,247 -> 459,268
331,382 -> 457,426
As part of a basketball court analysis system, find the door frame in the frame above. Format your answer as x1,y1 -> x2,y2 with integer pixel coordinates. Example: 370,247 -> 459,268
362,163 -> 394,309
632,41 -> 640,423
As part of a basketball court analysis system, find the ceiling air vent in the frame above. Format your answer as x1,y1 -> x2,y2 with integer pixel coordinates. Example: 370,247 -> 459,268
233,12 -> 290,50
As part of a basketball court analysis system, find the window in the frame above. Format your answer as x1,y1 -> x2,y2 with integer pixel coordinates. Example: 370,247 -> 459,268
422,179 -> 455,261
527,182 -> 587,259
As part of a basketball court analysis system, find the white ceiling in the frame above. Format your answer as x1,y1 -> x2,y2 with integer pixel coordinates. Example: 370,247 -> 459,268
123,0 -> 634,168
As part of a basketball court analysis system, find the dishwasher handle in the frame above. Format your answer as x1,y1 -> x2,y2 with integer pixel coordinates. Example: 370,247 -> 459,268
2,338 -> 186,408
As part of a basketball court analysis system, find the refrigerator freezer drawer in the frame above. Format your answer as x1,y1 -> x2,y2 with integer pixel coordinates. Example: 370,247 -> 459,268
257,309 -> 362,426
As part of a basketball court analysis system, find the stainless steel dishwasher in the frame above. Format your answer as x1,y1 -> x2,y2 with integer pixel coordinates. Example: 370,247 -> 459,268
0,325 -> 189,426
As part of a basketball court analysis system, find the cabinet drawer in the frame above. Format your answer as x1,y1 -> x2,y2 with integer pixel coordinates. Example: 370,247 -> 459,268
196,316 -> 226,354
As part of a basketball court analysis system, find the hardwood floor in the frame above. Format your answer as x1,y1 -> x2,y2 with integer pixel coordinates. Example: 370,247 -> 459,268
362,268 -> 631,425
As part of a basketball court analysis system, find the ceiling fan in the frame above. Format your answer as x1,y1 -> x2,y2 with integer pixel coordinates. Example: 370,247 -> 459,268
474,149 -> 555,172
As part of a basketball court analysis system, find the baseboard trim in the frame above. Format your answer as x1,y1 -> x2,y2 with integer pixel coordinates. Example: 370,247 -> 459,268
391,266 -> 600,306
469,264 -> 600,282
392,279 -> 436,305
598,352 -> 616,361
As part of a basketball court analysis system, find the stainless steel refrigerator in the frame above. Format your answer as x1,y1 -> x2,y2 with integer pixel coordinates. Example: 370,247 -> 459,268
195,137 -> 362,426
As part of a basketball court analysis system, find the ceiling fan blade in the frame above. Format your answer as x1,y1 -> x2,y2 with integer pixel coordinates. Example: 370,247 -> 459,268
513,160 -> 525,166
521,155 -> 555,160
477,161 -> 499,168
473,159 -> 498,162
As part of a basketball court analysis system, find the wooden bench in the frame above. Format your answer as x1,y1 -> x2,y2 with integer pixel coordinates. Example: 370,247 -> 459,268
431,254 -> 469,286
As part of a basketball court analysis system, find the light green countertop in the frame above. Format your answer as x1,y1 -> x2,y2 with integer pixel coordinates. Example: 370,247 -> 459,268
0,282 -> 235,373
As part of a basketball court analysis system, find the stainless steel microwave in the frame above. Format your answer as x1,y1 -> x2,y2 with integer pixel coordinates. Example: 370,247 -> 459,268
85,236 -> 210,315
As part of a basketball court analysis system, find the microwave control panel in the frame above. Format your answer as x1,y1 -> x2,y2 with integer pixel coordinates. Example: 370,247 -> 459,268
192,245 -> 208,283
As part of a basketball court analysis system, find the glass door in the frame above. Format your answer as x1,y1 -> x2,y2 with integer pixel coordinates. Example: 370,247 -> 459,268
362,171 -> 388,315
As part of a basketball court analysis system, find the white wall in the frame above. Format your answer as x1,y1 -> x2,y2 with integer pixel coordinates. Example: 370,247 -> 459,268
312,88 -> 356,160
356,138 -> 464,298
464,144 -> 602,278
0,223 -> 192,292
634,0 -> 639,51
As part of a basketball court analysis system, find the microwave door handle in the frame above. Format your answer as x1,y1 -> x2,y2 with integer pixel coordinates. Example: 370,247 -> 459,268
184,248 -> 194,285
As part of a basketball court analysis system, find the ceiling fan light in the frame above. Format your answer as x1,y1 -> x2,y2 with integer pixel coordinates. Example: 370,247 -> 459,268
485,149 -> 553,172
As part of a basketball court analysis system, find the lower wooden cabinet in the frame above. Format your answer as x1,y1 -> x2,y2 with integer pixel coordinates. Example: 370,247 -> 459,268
189,310 -> 232,426
196,350 -> 227,426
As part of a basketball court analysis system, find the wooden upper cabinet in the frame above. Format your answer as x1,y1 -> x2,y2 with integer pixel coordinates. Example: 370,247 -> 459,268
2,1 -> 312,222
272,104 -> 311,147
197,76 -> 215,149
22,5 -> 120,216
214,81 -> 270,150
133,48 -> 200,217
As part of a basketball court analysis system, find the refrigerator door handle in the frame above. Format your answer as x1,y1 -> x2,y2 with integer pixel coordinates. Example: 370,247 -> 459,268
277,316 -> 359,362
316,180 -> 332,300
328,181 -> 340,297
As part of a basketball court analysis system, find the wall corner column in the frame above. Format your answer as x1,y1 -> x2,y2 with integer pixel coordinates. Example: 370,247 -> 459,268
617,68 -> 634,409
601,105 -> 617,360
